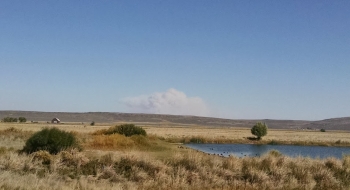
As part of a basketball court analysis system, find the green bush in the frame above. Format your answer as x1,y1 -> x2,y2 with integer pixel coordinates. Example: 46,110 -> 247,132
22,127 -> 80,154
90,121 -> 95,126
104,124 -> 146,137
320,129 -> 326,132
251,122 -> 268,140
18,117 -> 27,123
1,117 -> 18,122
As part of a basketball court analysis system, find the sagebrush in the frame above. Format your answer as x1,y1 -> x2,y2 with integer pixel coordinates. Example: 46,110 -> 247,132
21,127 -> 80,154
103,124 -> 147,137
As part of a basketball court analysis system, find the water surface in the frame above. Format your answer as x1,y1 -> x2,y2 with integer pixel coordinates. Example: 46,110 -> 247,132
185,144 -> 350,159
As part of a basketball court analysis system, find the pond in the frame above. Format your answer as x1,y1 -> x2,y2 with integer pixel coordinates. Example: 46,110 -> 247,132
185,144 -> 350,159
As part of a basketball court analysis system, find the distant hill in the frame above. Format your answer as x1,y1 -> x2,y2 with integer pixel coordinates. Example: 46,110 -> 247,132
1,110 -> 350,131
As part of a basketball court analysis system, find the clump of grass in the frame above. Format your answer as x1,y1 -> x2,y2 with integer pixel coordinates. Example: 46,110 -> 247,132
91,128 -> 108,135
91,134 -> 135,150
32,150 -> 52,165
90,126 -> 168,151
114,156 -> 160,181
0,147 -> 8,155
90,133 -> 167,152
325,157 -> 342,170
342,155 -> 350,169
0,127 -> 33,140
268,149 -> 283,157
3,127 -> 21,133
168,153 -> 198,171
130,135 -> 150,147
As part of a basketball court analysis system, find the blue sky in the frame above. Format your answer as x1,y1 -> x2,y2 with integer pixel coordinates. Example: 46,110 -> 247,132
1,1 -> 349,120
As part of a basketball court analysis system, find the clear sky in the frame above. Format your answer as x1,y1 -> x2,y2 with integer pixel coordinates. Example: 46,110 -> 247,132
1,1 -> 349,120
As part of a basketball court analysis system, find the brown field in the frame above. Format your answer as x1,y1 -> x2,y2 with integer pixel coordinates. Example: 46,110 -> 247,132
1,122 -> 350,189
2,122 -> 350,146
144,126 -> 350,146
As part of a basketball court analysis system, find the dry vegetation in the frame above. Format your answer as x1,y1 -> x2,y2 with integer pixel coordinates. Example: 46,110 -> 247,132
145,126 -> 350,146
1,123 -> 350,189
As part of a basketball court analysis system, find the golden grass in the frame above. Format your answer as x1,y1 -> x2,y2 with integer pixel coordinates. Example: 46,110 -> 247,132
3,122 -> 350,146
1,147 -> 350,189
90,134 -> 135,149
1,123 -> 350,189
0,122 -> 112,133
1,122 -> 350,149
145,126 -> 350,146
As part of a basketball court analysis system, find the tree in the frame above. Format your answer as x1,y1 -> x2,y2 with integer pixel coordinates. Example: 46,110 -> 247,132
251,122 -> 268,140
19,117 -> 27,123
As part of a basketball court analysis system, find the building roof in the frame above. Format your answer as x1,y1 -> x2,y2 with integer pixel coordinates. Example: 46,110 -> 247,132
52,118 -> 60,121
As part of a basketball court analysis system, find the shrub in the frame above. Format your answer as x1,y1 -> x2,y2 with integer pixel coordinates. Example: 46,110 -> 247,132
22,127 -> 80,154
104,124 -> 146,137
320,129 -> 326,132
1,117 -> 18,122
18,117 -> 27,123
251,122 -> 268,140
90,121 -> 95,126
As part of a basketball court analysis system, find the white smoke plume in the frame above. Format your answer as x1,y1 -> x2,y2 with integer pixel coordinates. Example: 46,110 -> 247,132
122,88 -> 210,116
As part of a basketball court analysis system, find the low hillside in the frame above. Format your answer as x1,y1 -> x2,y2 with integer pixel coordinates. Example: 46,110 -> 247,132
0,110 -> 349,130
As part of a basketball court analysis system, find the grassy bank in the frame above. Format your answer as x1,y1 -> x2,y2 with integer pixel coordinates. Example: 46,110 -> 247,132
1,146 -> 350,189
162,135 -> 350,147
1,124 -> 350,189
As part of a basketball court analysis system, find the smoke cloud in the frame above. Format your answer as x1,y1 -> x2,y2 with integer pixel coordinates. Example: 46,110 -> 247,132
122,88 -> 210,116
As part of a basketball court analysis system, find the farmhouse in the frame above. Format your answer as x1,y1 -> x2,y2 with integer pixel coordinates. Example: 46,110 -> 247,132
51,118 -> 61,124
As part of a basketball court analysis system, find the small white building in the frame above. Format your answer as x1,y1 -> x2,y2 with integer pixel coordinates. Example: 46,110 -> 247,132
51,118 -> 61,124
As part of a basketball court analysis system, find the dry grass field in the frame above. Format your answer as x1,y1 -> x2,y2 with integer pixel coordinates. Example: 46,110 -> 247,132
1,122 -> 350,189
144,126 -> 350,146
2,122 -> 349,146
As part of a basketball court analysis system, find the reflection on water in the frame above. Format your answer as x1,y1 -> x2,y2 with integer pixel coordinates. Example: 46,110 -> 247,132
185,144 -> 350,159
